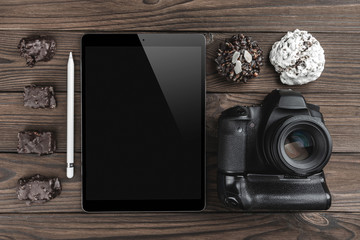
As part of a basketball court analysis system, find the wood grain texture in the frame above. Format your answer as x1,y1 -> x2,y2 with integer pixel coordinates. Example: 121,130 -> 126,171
0,0 -> 359,33
206,153 -> 360,213
0,152 -> 358,213
0,31 -> 359,93
0,31 -> 81,92
0,212 -> 358,239
206,93 -> 360,153
0,0 -> 359,237
0,153 -> 81,213
205,33 -> 360,93
0,93 -> 81,153
0,92 -> 357,213
0,92 -> 357,153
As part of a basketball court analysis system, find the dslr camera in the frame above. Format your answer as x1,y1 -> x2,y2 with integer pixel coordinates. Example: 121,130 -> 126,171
217,89 -> 332,210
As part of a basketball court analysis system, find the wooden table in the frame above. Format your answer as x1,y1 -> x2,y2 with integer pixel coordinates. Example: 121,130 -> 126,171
0,0 -> 359,239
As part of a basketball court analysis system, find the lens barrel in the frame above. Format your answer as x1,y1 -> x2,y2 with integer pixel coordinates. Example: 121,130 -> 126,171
266,115 -> 332,176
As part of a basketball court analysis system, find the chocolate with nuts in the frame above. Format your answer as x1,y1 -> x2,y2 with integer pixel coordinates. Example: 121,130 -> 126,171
17,131 -> 56,155
17,174 -> 61,205
215,34 -> 263,83
18,36 -> 56,67
24,85 -> 56,109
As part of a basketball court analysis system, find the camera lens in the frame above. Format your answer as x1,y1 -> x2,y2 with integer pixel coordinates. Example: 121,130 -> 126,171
284,130 -> 314,161
266,115 -> 332,176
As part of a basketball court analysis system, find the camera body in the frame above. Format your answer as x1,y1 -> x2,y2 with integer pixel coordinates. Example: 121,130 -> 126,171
217,89 -> 332,210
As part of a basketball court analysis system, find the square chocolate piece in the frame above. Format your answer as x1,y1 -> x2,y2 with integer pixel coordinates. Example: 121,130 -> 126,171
18,36 -> 56,67
24,85 -> 56,109
17,174 -> 61,205
17,131 -> 56,155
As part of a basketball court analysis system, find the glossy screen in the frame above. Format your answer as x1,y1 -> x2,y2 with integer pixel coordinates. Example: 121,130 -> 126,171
82,36 -> 204,211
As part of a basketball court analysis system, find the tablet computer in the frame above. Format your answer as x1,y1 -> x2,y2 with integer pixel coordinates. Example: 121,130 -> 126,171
81,34 -> 206,211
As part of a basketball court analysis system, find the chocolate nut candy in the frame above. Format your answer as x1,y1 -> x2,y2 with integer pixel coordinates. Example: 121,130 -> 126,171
17,174 -> 62,205
18,36 -> 56,67
215,34 -> 263,83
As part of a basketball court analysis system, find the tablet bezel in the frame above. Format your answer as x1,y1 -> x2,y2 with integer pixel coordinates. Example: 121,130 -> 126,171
81,34 -> 206,212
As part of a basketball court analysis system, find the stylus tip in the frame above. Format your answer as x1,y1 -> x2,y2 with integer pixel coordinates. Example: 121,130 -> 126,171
67,167 -> 74,178
69,52 -> 73,59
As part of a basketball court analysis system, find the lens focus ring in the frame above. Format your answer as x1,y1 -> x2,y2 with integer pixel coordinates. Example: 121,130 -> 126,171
266,115 -> 332,176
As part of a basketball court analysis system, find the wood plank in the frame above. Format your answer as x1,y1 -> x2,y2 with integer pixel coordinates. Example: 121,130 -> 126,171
0,92 -> 357,153
206,93 -> 360,153
0,153 -> 81,213
0,212 -> 358,239
0,0 -> 357,236
206,153 -> 360,212
0,152 -> 358,213
0,31 -> 82,92
0,0 -> 359,32
0,93 -> 81,153
0,31 -> 359,93
206,33 -> 360,93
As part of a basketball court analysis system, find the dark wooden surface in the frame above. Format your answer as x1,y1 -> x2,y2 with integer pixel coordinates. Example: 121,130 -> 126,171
0,212 -> 359,239
0,0 -> 359,239
0,0 -> 359,33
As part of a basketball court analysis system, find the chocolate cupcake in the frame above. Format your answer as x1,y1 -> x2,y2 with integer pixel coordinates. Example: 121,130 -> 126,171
215,34 -> 263,83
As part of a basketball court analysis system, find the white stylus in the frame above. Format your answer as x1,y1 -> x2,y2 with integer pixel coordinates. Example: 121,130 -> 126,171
67,52 -> 74,178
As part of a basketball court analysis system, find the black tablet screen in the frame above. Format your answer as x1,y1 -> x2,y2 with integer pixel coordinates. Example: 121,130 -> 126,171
84,37 -> 204,205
